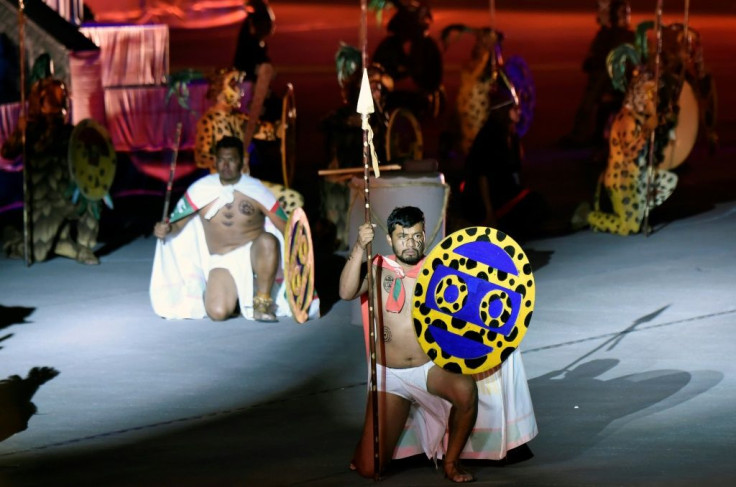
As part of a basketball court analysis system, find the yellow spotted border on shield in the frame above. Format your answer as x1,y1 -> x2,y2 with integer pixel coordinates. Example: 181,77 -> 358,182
412,227 -> 535,375
68,118 -> 117,202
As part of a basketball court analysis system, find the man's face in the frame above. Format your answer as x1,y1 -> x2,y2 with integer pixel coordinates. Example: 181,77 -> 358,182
387,222 -> 425,265
215,147 -> 244,184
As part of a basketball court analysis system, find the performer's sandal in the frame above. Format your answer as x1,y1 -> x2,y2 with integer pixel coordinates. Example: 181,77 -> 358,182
253,295 -> 277,322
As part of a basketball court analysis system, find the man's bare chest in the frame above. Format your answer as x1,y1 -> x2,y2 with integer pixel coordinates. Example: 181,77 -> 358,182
204,193 -> 262,228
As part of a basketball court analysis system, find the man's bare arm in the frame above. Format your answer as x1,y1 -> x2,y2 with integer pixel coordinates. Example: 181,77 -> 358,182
339,223 -> 373,301
255,200 -> 287,234
153,213 -> 196,240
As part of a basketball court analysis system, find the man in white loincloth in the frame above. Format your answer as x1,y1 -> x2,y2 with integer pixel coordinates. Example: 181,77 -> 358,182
151,136 -> 288,322
339,206 -> 537,483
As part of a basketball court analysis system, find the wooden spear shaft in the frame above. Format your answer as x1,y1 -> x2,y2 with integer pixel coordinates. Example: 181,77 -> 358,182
161,122 -> 183,223
18,0 -> 31,266
643,0 -> 664,236
359,0 -> 380,480
362,111 -> 380,481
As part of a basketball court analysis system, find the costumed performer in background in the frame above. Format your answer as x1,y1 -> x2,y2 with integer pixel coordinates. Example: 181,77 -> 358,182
339,206 -> 537,482
561,0 -> 635,151
232,0 -> 283,183
151,136 -> 290,322
319,43 -> 391,250
572,70 -> 678,235
371,0 -> 444,118
1,57 -> 101,264
460,90 -> 547,242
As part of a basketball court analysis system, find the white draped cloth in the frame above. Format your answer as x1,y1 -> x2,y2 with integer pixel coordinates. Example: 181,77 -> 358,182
149,173 -> 291,320
391,350 -> 539,461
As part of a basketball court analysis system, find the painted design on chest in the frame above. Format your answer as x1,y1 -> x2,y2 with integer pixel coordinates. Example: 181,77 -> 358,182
239,200 -> 256,215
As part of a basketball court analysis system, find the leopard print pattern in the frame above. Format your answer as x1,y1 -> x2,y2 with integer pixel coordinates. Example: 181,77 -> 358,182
587,76 -> 678,235
194,108 -> 248,172
412,227 -> 534,375
195,69 -> 280,172
457,31 -> 498,155
262,181 -> 304,217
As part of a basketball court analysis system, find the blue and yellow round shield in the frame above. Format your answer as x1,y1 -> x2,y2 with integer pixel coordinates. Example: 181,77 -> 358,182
412,227 -> 535,374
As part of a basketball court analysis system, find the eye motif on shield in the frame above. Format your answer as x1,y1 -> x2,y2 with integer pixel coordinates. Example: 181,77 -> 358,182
412,227 -> 535,375
284,207 -> 315,324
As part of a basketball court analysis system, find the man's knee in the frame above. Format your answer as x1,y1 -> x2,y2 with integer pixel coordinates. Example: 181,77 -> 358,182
451,377 -> 478,412
206,301 -> 234,321
252,231 -> 279,258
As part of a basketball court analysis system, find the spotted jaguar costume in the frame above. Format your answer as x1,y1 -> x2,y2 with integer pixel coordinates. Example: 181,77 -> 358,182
585,74 -> 678,235
1,77 -> 100,264
194,68 -> 278,173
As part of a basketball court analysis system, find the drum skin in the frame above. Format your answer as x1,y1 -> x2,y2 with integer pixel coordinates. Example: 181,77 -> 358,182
660,81 -> 698,170
412,227 -> 535,375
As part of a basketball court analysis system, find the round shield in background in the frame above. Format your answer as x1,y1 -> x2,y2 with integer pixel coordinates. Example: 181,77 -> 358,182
285,207 -> 315,324
68,118 -> 117,201
386,108 -> 423,163
412,227 -> 535,375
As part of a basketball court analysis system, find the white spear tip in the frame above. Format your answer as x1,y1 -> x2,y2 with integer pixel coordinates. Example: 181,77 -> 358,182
356,68 -> 375,115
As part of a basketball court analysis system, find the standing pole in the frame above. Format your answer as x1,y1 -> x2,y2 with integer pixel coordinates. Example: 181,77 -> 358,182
489,0 -> 496,29
359,0 -> 380,479
643,0 -> 664,237
161,122 -> 183,223
683,0 -> 691,52
18,0 -> 31,266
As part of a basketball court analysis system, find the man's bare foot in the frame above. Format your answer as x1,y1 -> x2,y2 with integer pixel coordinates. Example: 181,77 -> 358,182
444,460 -> 475,483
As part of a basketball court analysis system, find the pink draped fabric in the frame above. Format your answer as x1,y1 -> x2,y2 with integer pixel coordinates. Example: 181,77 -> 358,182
0,102 -> 22,171
104,83 -> 209,152
69,50 -> 106,125
85,0 -> 245,30
80,24 -> 170,88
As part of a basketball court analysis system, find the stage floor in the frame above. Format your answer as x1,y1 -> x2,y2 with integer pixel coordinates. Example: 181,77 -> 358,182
2,2 -> 736,486
0,196 -> 734,486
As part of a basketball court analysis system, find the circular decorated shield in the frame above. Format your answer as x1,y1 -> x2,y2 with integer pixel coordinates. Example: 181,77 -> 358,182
284,207 -> 315,324
412,227 -> 535,375
386,108 -> 423,163
68,118 -> 117,201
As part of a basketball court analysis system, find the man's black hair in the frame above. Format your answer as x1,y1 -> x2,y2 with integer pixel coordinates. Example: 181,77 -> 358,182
387,206 -> 425,235
609,0 -> 630,27
216,136 -> 244,160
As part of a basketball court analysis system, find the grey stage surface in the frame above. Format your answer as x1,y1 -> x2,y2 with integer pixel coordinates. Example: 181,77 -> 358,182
1,198 -> 735,487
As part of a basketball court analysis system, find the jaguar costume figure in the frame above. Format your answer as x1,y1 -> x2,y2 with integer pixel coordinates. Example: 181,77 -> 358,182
194,68 -> 278,173
455,27 -> 500,155
582,73 -> 678,235
1,76 -> 100,264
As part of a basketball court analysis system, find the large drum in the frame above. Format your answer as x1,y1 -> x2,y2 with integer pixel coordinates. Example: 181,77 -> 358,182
347,172 -> 449,324
659,80 -> 699,170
